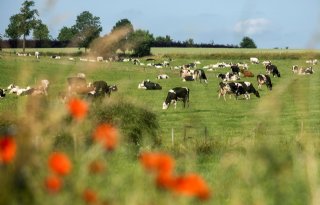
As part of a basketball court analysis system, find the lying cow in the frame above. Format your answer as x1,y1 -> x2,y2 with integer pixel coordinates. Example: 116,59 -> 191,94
157,74 -> 169,79
257,74 -> 272,90
266,64 -> 281,77
138,80 -> 162,90
163,87 -> 190,109
193,69 -> 208,83
67,76 -> 91,94
88,80 -> 110,98
183,76 -> 195,82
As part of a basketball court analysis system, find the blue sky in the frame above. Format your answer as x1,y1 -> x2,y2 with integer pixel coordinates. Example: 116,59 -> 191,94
1,0 -> 320,49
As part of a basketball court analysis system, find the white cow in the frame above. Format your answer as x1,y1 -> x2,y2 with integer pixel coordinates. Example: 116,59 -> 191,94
250,57 -> 259,64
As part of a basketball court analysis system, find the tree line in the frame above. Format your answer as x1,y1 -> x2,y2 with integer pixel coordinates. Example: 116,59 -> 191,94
1,0 -> 257,57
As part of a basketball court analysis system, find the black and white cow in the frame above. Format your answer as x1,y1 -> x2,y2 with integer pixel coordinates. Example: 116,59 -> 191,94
217,72 -> 240,82
257,74 -> 272,90
163,87 -> 190,109
0,88 -> 6,98
218,82 -> 248,100
193,69 -> 208,83
238,81 -> 260,99
266,64 -> 281,77
138,80 -> 162,90
183,75 -> 195,81
231,64 -> 240,76
88,80 -> 111,98
157,74 -> 169,79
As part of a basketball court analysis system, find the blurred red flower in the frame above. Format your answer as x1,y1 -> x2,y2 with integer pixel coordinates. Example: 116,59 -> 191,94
170,173 -> 211,200
68,98 -> 88,120
0,136 -> 17,164
139,152 -> 175,175
48,152 -> 72,176
92,124 -> 118,151
45,175 -> 62,193
82,188 -> 98,204
89,160 -> 105,174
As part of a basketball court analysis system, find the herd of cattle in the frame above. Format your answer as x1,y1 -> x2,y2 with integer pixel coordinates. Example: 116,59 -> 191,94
137,57 -> 317,109
2,53 -> 318,110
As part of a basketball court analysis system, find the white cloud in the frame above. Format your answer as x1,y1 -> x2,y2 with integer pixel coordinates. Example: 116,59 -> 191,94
234,18 -> 270,35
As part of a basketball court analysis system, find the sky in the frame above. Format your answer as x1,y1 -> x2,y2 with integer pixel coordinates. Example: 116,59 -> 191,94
1,0 -> 320,49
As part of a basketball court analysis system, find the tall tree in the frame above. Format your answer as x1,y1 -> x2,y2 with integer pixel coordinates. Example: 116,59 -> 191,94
111,19 -> 134,52
111,19 -> 134,33
19,0 -> 39,52
57,26 -> 77,41
72,11 -> 102,52
127,29 -> 154,57
5,14 -> 22,40
240,36 -> 257,48
33,20 -> 50,40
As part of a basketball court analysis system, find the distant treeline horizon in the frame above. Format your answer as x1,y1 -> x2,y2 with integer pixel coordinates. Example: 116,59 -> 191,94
0,39 -> 240,49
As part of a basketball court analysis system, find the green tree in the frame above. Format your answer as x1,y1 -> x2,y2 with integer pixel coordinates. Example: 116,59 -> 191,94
127,29 -> 154,57
111,18 -> 134,33
72,11 -> 102,52
5,1 -> 39,52
57,26 -> 77,41
5,14 -> 22,40
184,38 -> 194,47
240,36 -> 257,48
33,20 -> 50,40
154,35 -> 172,46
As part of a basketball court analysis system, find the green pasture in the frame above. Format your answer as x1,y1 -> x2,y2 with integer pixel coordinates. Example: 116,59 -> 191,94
0,50 -> 320,204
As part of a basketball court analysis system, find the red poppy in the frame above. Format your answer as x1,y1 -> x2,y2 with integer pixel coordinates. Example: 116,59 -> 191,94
92,124 -> 118,151
48,152 -> 72,176
170,173 -> 211,200
88,160 -> 105,174
0,136 -> 17,164
156,171 -> 174,189
45,175 -> 62,193
68,98 -> 88,120
139,152 -> 175,175
82,188 -> 98,204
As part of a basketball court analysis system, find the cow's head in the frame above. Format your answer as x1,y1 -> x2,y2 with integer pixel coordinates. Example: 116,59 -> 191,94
162,102 -> 169,110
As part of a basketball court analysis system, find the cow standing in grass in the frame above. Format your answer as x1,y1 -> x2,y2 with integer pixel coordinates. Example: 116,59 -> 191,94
163,87 -> 189,109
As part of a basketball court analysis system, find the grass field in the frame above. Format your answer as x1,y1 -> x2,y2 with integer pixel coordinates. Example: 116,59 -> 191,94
0,49 -> 320,205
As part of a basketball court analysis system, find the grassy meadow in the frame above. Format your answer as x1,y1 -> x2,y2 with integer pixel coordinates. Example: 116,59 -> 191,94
0,48 -> 320,205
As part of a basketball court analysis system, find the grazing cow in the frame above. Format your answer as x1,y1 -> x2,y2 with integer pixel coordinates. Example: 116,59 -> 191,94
162,87 -> 189,109
138,80 -> 162,90
0,88 -> 6,98
296,67 -> 314,75
97,56 -> 104,62
157,74 -> 169,79
238,82 -> 260,99
218,82 -> 247,100
193,69 -> 208,83
250,57 -> 259,64
257,74 -> 272,90
262,60 -> 271,66
35,51 -> 40,59
266,64 -> 281,77
231,64 -> 240,75
306,59 -> 318,65
88,80 -> 110,98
